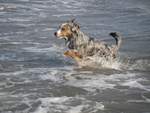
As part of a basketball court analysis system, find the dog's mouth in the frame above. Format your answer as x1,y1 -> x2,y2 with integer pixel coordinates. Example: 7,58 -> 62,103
54,32 -> 68,40
58,36 -> 68,41
61,37 -> 68,41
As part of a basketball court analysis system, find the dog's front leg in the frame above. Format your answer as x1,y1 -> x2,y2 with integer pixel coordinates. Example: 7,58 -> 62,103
64,50 -> 82,62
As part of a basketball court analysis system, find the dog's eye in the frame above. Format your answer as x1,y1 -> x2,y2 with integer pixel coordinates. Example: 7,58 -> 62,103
61,28 -> 65,31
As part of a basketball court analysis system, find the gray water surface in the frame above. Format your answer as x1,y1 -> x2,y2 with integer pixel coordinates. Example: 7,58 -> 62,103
0,0 -> 150,113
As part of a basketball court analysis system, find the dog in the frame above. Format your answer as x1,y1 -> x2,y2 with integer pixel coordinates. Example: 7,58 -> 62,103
54,19 -> 122,66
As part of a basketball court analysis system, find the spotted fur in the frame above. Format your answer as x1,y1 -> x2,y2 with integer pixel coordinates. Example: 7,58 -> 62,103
54,19 -> 122,63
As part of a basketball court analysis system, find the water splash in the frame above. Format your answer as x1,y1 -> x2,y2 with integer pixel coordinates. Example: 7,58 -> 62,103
77,56 -> 122,70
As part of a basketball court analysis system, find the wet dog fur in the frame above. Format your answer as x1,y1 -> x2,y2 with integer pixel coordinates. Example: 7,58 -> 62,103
54,19 -> 122,64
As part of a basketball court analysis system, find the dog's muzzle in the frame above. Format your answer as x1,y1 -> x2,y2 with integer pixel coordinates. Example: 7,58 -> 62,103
54,31 -> 68,41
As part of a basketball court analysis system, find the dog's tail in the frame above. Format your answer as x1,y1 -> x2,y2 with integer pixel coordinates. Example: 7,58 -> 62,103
109,32 -> 122,50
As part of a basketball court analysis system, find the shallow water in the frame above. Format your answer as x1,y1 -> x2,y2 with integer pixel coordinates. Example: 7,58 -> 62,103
0,0 -> 150,113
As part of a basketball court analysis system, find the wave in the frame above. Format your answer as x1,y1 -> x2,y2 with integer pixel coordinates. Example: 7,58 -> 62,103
128,58 -> 150,71
34,96 -> 104,113
64,72 -> 137,92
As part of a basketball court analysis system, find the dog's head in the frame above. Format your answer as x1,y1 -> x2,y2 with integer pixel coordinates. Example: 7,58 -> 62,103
54,19 -> 80,41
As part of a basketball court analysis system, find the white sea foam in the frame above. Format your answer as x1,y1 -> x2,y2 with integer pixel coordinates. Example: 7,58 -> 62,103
66,105 -> 86,113
34,96 -> 104,113
64,72 -> 146,92
129,59 -> 150,71
33,96 -> 72,113
65,77 -> 115,92
0,66 -> 74,84
38,66 -> 75,82
127,95 -> 150,103
65,74 -> 115,92
142,95 -> 150,103
121,78 -> 150,91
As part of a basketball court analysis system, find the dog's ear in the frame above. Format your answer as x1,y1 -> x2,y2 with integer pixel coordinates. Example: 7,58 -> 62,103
71,18 -> 75,23
69,18 -> 80,32
75,23 -> 80,29
67,18 -> 75,23
72,23 -> 80,32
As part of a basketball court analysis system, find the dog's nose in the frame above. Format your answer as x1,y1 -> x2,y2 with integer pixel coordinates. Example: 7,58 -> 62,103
54,32 -> 57,36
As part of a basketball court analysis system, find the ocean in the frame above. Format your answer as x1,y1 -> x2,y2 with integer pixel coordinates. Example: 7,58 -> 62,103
0,0 -> 150,113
